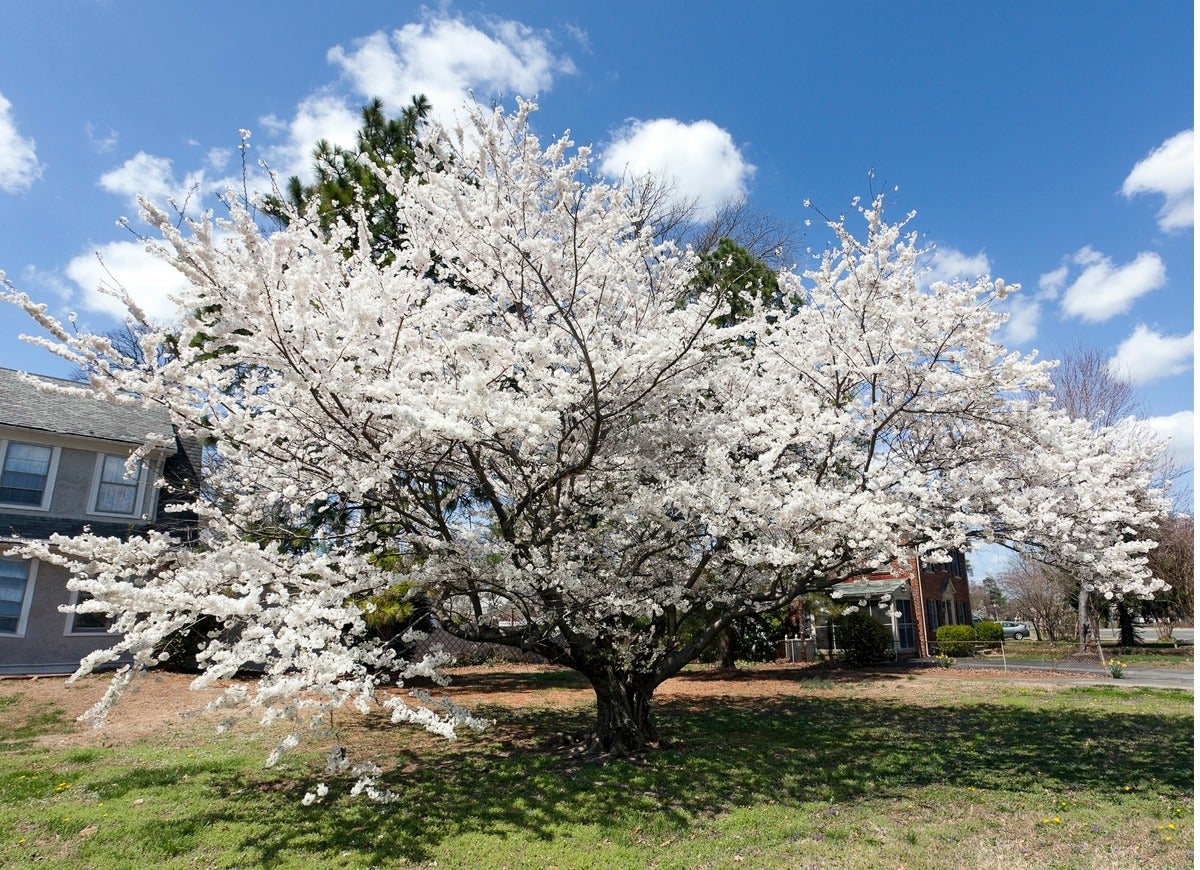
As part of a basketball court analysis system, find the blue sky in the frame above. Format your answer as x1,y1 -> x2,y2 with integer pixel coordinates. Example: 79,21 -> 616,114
0,1 -> 1193,490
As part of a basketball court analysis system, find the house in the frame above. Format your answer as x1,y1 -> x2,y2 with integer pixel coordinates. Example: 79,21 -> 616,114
829,549 -> 973,658
0,367 -> 199,675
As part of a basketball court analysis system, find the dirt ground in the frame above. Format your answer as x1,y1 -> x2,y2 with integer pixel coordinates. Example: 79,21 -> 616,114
0,662 -> 1110,751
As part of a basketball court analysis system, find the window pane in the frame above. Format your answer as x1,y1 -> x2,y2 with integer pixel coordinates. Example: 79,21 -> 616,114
71,592 -> 111,634
94,455 -> 140,514
100,455 -> 138,484
0,560 -> 28,634
96,482 -> 137,514
0,443 -> 52,505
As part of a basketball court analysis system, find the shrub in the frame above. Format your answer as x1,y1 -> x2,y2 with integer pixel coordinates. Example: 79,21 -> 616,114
936,624 -> 977,657
835,611 -> 893,666
154,615 -> 221,673
974,621 -> 1003,649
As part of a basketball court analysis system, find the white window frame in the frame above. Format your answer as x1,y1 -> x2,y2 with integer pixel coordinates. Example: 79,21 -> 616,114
64,588 -> 114,636
0,557 -> 38,638
88,452 -> 149,518
0,439 -> 60,511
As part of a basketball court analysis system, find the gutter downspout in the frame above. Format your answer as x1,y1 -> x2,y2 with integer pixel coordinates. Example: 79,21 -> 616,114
915,553 -> 931,657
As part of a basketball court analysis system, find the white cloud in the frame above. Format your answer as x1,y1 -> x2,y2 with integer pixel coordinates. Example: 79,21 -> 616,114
1037,264 -> 1068,297
600,118 -> 754,221
998,296 -> 1042,346
1058,246 -> 1165,322
84,122 -> 119,154
205,147 -> 231,173
0,92 -> 43,193
1122,129 -> 1193,232
260,91 -> 362,183
253,13 -> 571,188
328,15 -> 568,119
65,241 -> 188,324
1139,410 -> 1194,470
924,247 -> 991,287
98,152 -> 207,215
1107,324 -> 1194,384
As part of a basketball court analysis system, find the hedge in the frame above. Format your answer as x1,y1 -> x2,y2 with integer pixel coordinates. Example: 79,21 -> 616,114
935,624 -> 977,657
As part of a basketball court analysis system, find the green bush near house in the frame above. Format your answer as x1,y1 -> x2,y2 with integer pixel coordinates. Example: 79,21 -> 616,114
974,621 -> 1003,649
936,624 -> 977,657
835,611 -> 893,666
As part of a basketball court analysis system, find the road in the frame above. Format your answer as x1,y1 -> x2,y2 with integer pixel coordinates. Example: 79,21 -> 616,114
945,655 -> 1193,690
1096,626 -> 1193,644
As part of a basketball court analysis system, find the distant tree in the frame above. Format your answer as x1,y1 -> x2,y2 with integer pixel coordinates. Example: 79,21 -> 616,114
1050,342 -> 1141,428
1144,514 -> 1194,625
981,576 -> 1007,620
621,173 -> 796,265
999,560 -> 1074,642
69,321 -> 149,382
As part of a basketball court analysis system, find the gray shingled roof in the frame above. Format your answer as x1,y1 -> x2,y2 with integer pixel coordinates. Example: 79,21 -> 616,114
0,368 -> 174,445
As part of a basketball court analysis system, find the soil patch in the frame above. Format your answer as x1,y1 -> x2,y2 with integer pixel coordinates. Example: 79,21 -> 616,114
0,661 -> 1114,753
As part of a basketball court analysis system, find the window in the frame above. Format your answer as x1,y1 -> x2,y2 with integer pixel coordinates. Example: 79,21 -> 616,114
67,591 -> 111,635
925,598 -> 941,632
894,599 -> 915,649
92,454 -> 143,516
0,558 -> 35,636
0,442 -> 54,507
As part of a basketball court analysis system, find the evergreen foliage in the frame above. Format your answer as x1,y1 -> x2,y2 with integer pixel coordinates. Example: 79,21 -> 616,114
835,612 -> 893,666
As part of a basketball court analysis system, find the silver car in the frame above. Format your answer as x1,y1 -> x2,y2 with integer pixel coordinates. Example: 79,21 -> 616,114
1001,621 -> 1029,640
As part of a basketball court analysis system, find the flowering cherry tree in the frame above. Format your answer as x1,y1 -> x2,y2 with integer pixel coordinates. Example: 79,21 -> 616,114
2,103 -> 1166,758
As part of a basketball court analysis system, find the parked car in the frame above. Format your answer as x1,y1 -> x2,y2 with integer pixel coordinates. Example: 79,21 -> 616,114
1001,621 -> 1029,640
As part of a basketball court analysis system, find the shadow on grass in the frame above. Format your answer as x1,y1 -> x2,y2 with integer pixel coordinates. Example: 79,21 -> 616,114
416,663 -> 905,696
75,687 -> 1193,866
0,696 -> 72,753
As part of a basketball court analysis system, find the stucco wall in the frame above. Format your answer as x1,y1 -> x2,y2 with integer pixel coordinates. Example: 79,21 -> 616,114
0,557 -> 121,675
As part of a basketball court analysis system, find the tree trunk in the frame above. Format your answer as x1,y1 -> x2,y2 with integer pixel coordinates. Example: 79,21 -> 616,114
1117,600 -> 1138,647
716,626 -> 738,670
584,667 -> 660,756
1077,589 -> 1089,651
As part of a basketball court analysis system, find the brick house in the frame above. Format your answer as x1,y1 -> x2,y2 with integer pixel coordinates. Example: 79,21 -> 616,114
0,368 -> 198,675
830,549 -> 973,658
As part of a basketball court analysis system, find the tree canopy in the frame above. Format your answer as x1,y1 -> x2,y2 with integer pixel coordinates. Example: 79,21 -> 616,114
2,101 -> 1168,774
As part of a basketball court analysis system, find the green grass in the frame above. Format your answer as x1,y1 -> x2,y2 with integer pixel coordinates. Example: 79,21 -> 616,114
991,642 -> 1193,668
0,672 -> 1192,868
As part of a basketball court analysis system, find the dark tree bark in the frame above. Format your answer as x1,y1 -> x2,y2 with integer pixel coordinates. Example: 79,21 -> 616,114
1116,600 -> 1139,647
716,626 -> 738,670
581,666 -> 661,755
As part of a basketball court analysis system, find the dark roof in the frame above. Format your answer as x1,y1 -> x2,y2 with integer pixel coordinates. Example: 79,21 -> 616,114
0,368 -> 174,445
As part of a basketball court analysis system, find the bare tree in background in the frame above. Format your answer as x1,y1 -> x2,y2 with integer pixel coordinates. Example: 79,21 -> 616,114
1051,342 -> 1141,427
70,321 -> 149,382
621,173 -> 798,265
998,559 -> 1075,642
1145,514 -> 1195,629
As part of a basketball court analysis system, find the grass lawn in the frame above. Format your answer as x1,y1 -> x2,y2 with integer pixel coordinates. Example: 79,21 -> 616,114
0,666 -> 1192,869
993,642 -> 1194,668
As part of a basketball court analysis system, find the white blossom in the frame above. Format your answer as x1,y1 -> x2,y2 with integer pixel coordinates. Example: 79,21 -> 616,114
0,100 -> 1167,774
